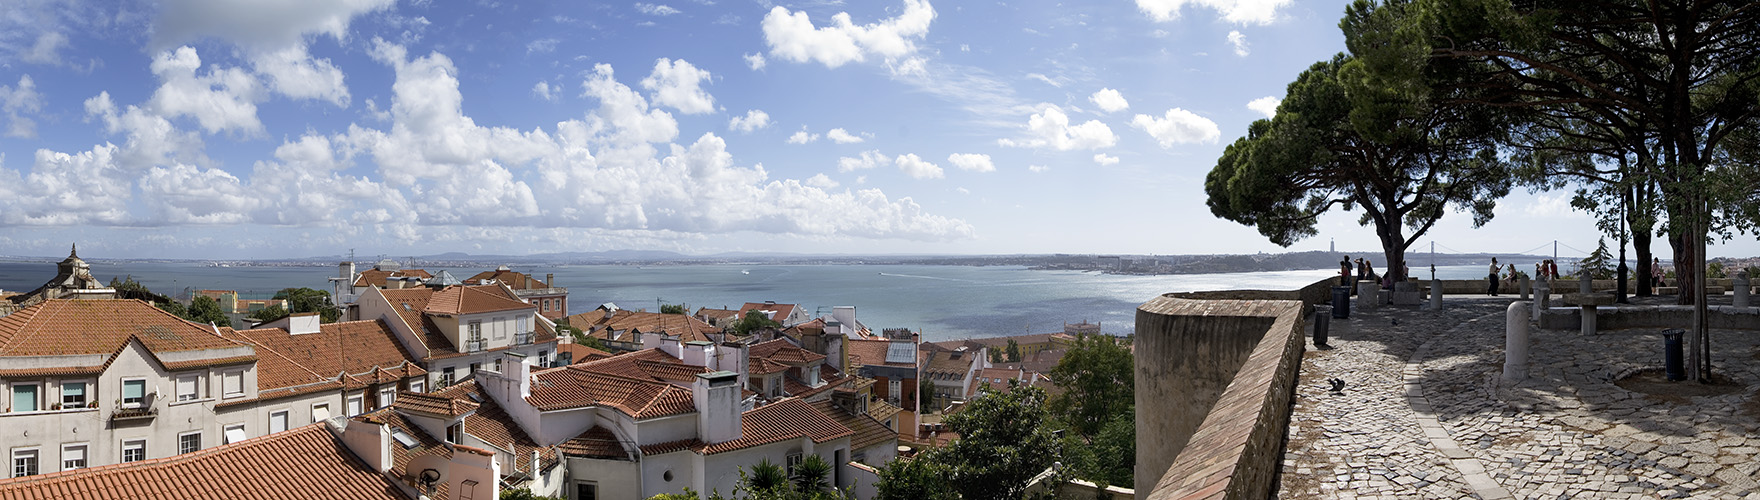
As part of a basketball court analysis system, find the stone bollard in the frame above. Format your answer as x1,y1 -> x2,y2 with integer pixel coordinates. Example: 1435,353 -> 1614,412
1533,281 -> 1550,318
1580,273 -> 1594,294
1357,282 -> 1380,312
1504,301 -> 1530,384
1430,279 -> 1443,311
1736,270 -> 1751,308
1519,275 -> 1530,300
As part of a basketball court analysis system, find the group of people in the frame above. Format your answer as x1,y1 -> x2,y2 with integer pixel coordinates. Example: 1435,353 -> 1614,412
1489,258 -> 1561,296
1340,256 -> 1411,293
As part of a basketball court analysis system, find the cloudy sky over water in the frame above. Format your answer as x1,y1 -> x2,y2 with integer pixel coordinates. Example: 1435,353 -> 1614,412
0,0 -> 1743,260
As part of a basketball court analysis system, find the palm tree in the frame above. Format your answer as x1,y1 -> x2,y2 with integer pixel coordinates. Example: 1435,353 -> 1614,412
792,455 -> 833,493
740,459 -> 789,496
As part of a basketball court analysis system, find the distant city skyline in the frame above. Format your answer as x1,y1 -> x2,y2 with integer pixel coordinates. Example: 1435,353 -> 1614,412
1,0 -> 1754,259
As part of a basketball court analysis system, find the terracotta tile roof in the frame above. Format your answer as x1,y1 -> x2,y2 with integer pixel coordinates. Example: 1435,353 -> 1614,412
463,269 -> 549,289
750,357 -> 792,376
0,423 -> 409,500
638,439 -> 702,456
569,310 -> 719,343
393,391 -> 479,418
426,285 -> 534,316
432,382 -> 559,474
783,366 -> 854,399
698,398 -> 852,455
526,365 -> 697,418
378,288 -> 458,356
571,348 -> 707,385
226,319 -> 420,386
693,307 -> 740,322
749,338 -> 826,365
365,409 -> 454,500
809,399 -> 898,451
844,339 -> 917,368
554,343 -> 613,364
558,426 -> 630,460
353,268 -> 433,287
0,299 -> 245,358
922,348 -> 981,377
736,302 -> 799,324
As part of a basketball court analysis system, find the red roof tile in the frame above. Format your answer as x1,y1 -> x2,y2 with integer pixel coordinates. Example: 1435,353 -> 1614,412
697,398 -> 852,454
569,310 -> 719,343
0,299 -> 244,357
749,338 -> 826,365
526,365 -> 697,418
558,426 -> 630,460
353,268 -> 433,288
426,285 -> 534,316
463,269 -> 549,289
845,339 -> 917,368
809,399 -> 897,451
432,382 -> 559,474
393,391 -> 479,418
0,423 -> 409,500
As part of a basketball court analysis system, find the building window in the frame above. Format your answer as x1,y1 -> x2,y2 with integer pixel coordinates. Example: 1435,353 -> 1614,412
446,423 -> 463,444
222,371 -> 244,398
377,388 -> 394,408
11,383 -> 38,412
270,410 -> 289,433
60,445 -> 85,471
492,358 -> 503,373
223,424 -> 247,444
468,321 -> 483,340
178,432 -> 200,454
440,368 -> 455,387
539,350 -> 550,367
175,375 -> 200,402
346,395 -> 363,416
12,449 -> 37,478
493,318 -> 507,340
409,379 -> 425,393
61,381 -> 86,408
786,453 -> 803,479
311,403 -> 331,423
576,482 -> 598,500
469,362 -> 481,375
121,440 -> 145,463
122,379 -> 146,407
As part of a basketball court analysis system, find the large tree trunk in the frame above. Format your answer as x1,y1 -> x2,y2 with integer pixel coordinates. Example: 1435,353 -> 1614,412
1633,230 -> 1653,297
1670,231 -> 1697,306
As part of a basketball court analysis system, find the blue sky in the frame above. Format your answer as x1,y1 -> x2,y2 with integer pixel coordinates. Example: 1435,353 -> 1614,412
0,0 -> 1746,260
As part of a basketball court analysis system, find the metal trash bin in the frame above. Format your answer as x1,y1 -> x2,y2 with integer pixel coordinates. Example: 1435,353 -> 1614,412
1314,306 -> 1331,347
1331,286 -> 1351,318
1661,328 -> 1685,381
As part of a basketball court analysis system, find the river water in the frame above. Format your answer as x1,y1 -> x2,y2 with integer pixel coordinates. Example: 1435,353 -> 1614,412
0,261 -> 1501,341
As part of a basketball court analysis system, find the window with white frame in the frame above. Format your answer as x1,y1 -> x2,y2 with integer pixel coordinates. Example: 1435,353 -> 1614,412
493,317 -> 507,339
121,440 -> 145,463
786,453 -> 803,479
346,395 -> 363,416
377,388 -> 394,408
12,449 -> 37,478
222,370 -> 244,398
517,316 -> 529,335
269,410 -> 288,433
223,424 -> 247,444
175,375 -> 199,402
468,321 -> 483,340
61,381 -> 86,408
445,422 -> 463,444
311,403 -> 331,423
492,358 -> 502,373
408,379 -> 425,393
177,432 -> 200,454
121,379 -> 146,407
11,383 -> 38,412
60,445 -> 85,471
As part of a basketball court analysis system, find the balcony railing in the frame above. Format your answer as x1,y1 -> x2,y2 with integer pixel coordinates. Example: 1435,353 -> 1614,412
465,339 -> 487,352
513,332 -> 534,345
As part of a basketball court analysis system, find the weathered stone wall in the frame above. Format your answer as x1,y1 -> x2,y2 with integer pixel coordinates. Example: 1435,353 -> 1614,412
1537,305 -> 1760,330
1166,277 -> 1337,315
1135,297 -> 1305,500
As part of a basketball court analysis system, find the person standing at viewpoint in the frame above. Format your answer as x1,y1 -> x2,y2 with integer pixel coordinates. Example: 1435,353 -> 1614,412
1488,257 -> 1501,296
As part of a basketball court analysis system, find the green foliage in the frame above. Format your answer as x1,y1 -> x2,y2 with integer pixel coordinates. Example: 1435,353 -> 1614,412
156,300 -> 188,319
1047,334 -> 1134,439
1205,0 -> 1513,283
1576,238 -> 1616,280
572,331 -> 607,351
499,487 -> 562,500
936,386 -> 1059,500
1003,339 -> 1021,363
273,287 -> 342,323
919,378 -> 937,413
740,459 -> 790,497
733,310 -> 782,336
1707,262 -> 1727,280
246,304 -> 288,322
792,455 -> 833,493
660,303 -> 687,314
185,296 -> 230,326
876,456 -> 957,500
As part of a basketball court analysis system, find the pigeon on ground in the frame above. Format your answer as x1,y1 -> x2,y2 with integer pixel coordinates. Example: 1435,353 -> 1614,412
1327,378 -> 1346,394
1391,318 -> 1400,326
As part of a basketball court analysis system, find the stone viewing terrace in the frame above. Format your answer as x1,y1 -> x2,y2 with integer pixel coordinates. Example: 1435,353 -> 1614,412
1140,279 -> 1760,500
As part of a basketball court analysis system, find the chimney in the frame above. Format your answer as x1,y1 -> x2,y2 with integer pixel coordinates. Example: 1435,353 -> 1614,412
546,273 -> 554,288
526,277 -> 535,290
660,336 -> 682,359
641,331 -> 662,350
693,371 -> 742,444
289,312 -> 321,335
682,341 -> 711,367
337,418 -> 391,473
516,354 -> 535,398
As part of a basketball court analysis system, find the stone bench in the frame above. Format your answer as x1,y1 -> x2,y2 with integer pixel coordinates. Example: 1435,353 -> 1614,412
1656,286 -> 1726,296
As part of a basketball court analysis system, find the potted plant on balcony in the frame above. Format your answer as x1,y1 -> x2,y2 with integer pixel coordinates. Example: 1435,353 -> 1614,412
88,401 -> 99,409
51,403 -> 62,410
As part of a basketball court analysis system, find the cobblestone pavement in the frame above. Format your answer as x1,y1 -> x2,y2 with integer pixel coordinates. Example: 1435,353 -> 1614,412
1281,296 -> 1760,499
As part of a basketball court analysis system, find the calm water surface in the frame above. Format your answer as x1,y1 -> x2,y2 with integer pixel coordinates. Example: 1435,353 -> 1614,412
0,261 -> 1501,341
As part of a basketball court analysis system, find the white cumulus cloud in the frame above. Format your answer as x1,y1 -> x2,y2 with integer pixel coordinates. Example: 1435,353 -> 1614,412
640,58 -> 716,115
761,0 -> 935,69
895,153 -> 943,179
1131,108 -> 1221,147
635,3 -> 681,16
805,173 -> 839,189
533,81 -> 558,101
147,46 -> 266,135
1028,165 -> 1049,173
788,128 -> 820,144
744,52 -> 767,71
1134,0 -> 1291,25
947,153 -> 995,173
838,150 -> 890,172
1093,153 -> 1120,166
728,110 -> 771,133
0,75 -> 45,138
998,105 -> 1117,151
1227,30 -> 1249,56
827,128 -> 866,144
1247,96 -> 1280,118
1090,88 -> 1129,113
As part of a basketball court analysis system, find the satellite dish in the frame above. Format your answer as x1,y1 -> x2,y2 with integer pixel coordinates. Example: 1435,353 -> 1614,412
407,454 -> 449,490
